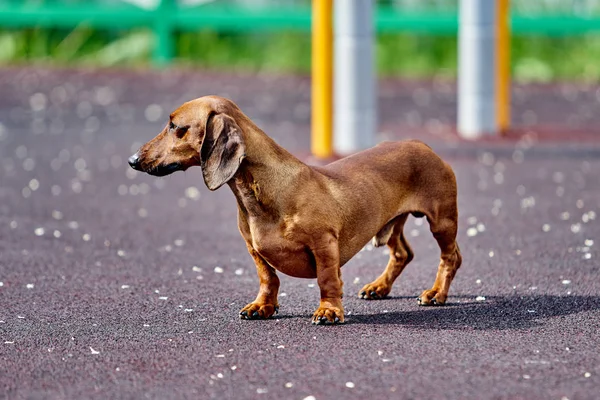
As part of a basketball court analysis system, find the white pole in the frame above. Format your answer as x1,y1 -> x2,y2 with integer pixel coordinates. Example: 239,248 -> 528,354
334,0 -> 376,155
458,0 -> 496,139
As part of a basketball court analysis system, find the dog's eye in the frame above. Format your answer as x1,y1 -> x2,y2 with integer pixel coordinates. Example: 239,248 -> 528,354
175,126 -> 188,138
169,121 -> 175,131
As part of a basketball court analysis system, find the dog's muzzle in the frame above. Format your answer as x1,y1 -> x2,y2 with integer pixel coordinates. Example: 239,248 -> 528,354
128,152 -> 183,177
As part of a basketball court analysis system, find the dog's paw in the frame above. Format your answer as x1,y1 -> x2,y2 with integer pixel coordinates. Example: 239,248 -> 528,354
417,290 -> 447,306
359,281 -> 391,300
239,302 -> 279,320
311,305 -> 345,325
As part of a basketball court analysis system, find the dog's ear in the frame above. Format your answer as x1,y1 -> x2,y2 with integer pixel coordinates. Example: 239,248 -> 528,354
200,113 -> 246,191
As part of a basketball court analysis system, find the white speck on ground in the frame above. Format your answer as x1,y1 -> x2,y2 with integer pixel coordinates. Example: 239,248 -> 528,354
467,227 -> 478,237
542,224 -> 551,232
89,347 -> 100,354
346,382 -> 355,388
476,296 -> 486,301
214,266 -> 224,273
26,284 -> 34,289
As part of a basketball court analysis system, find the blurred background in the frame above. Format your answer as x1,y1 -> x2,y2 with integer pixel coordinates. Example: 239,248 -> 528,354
2,0 -> 600,81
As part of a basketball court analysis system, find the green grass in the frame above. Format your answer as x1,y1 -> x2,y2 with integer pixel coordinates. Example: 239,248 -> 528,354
2,28 -> 600,82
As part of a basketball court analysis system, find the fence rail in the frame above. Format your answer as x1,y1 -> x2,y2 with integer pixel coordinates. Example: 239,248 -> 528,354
2,0 -> 600,64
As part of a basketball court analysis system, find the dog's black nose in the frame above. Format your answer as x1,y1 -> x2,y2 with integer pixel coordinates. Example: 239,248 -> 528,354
128,153 -> 141,170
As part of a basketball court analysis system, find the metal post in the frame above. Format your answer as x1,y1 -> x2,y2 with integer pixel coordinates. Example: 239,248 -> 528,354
334,0 -> 376,155
458,0 -> 496,139
496,0 -> 511,133
311,0 -> 333,159
153,0 -> 175,66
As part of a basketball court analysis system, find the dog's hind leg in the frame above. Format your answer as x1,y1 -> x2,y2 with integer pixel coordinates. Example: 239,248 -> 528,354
359,214 -> 414,299
417,209 -> 462,306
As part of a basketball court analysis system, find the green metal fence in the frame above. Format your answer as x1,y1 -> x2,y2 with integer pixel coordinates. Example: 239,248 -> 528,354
2,0 -> 600,65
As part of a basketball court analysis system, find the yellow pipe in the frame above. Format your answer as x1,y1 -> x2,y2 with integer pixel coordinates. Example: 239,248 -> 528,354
496,0 -> 511,133
311,0 -> 333,158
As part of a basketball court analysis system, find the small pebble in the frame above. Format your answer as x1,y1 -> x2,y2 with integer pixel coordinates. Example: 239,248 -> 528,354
476,296 -> 486,301
345,382 -> 355,388
214,266 -> 224,273
542,224 -> 551,232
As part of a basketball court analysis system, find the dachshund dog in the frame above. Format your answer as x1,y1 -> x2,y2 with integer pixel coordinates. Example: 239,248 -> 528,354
129,96 -> 462,325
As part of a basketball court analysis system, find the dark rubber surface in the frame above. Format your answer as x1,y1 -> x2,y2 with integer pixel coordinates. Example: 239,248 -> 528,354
1,68 -> 599,400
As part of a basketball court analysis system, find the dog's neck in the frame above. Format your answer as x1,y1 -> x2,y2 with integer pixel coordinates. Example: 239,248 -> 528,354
227,122 -> 308,218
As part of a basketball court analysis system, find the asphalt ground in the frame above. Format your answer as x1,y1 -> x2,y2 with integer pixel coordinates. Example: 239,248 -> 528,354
1,68 -> 599,399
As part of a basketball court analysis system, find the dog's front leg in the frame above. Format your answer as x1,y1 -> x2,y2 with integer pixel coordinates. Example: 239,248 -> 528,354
239,244 -> 280,320
311,234 -> 344,325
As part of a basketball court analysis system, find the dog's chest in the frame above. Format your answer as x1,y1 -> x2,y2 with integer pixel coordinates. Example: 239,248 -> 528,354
247,216 -> 317,279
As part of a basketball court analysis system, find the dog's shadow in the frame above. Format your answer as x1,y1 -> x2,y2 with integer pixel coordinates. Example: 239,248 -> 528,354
346,294 -> 600,330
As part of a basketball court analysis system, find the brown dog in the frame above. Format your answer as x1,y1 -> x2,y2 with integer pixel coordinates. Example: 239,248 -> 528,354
129,96 -> 462,325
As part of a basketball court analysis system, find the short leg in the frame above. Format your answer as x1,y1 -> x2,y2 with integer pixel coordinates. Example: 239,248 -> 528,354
240,244 -> 280,319
360,214 -> 413,299
312,234 -> 344,325
418,216 -> 462,306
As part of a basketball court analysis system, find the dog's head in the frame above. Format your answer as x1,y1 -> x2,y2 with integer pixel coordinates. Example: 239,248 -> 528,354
129,96 -> 246,190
